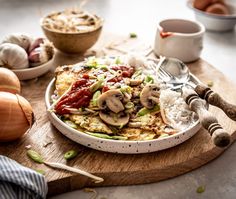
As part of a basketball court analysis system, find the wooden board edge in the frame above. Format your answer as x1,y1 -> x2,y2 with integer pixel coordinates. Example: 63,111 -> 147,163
47,145 -> 226,196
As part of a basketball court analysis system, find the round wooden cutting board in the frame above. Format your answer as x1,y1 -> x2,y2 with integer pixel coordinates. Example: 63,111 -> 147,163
0,34 -> 236,196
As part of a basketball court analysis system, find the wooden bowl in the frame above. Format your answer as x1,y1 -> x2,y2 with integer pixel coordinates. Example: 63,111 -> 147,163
40,14 -> 103,54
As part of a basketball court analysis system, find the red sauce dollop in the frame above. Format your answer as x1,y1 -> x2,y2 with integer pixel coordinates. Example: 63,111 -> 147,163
55,79 -> 93,115
160,31 -> 173,38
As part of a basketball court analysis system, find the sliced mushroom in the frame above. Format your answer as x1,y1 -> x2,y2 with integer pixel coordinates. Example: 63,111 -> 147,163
140,84 -> 160,109
99,111 -> 130,127
97,89 -> 124,113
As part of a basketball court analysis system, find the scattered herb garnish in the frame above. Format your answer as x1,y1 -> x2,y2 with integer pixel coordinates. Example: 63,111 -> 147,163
27,150 -> 44,164
196,186 -> 205,193
35,169 -> 46,175
92,90 -> 101,106
207,80 -> 214,87
159,133 -> 169,138
64,150 -> 78,160
137,104 -> 160,116
83,188 -> 98,199
145,75 -> 154,84
86,132 -> 128,140
89,79 -> 104,92
131,70 -> 142,78
129,32 -> 137,38
99,65 -> 108,70
125,102 -> 134,109
115,57 -> 121,64
64,120 -> 78,129
120,86 -> 132,94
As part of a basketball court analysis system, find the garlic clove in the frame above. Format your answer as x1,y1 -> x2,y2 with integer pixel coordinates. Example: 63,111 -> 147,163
0,43 -> 29,69
28,38 -> 45,53
29,40 -> 54,67
28,47 -> 41,63
2,33 -> 34,51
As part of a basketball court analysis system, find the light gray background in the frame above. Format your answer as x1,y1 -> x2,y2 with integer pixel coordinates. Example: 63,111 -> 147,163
0,0 -> 236,198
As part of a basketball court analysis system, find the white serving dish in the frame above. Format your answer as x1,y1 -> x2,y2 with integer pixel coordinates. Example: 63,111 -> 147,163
45,75 -> 202,154
12,58 -> 54,80
154,18 -> 205,63
187,0 -> 236,31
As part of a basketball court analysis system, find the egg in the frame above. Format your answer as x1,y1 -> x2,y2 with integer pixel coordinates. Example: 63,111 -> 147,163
193,0 -> 213,10
205,3 -> 229,15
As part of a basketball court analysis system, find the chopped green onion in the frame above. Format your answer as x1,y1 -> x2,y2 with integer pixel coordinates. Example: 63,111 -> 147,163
137,107 -> 150,116
150,104 -> 160,113
86,132 -> 128,140
132,70 -> 142,79
35,169 -> 45,175
207,80 -> 214,87
115,57 -> 121,64
99,65 -> 108,70
125,102 -> 134,109
89,79 -> 104,93
137,104 -> 160,116
64,150 -> 78,160
85,57 -> 98,68
64,120 -> 78,129
159,133 -> 169,138
145,75 -> 154,84
129,32 -> 137,38
108,126 -> 120,134
196,186 -> 205,193
84,65 -> 96,69
112,135 -> 127,140
120,86 -> 132,94
92,90 -> 101,106
27,150 -> 44,164
97,74 -> 105,81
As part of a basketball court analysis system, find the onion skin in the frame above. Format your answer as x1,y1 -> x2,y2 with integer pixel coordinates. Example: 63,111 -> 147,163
0,92 -> 34,142
0,67 -> 21,94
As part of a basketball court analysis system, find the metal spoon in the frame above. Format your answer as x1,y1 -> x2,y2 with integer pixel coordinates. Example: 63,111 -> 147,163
157,57 -> 191,87
156,57 -> 231,147
157,56 -> 236,122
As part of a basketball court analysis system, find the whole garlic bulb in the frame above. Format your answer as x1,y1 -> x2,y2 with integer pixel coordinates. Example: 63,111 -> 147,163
28,40 -> 54,67
0,43 -> 29,69
2,33 -> 33,51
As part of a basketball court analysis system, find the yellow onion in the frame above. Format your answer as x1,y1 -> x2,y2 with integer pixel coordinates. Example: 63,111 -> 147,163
0,92 -> 34,142
0,67 -> 21,94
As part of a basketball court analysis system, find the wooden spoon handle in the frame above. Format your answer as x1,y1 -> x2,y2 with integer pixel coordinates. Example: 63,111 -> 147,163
182,88 -> 231,147
195,84 -> 236,121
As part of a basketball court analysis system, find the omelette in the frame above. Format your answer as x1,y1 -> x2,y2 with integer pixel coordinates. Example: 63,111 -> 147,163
51,56 -> 182,141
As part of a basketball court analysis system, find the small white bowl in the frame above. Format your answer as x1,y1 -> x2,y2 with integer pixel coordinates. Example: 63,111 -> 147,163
187,0 -> 236,31
12,59 -> 54,80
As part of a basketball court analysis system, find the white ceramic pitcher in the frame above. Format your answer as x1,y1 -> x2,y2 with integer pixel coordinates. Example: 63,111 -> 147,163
154,19 -> 205,63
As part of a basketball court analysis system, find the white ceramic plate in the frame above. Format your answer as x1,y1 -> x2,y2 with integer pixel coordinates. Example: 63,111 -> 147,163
45,75 -> 202,154
12,58 -> 54,80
